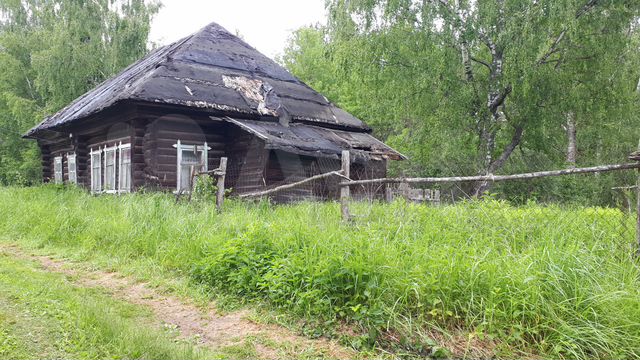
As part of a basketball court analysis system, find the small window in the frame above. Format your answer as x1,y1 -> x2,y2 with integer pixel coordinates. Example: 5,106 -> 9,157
175,140 -> 209,193
53,156 -> 63,184
103,146 -> 117,192
67,153 -> 77,185
118,143 -> 131,192
90,148 -> 102,192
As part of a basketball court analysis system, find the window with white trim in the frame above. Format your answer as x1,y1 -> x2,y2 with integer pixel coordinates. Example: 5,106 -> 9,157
103,146 -> 117,192
175,140 -> 209,193
53,156 -> 63,184
118,143 -> 131,192
67,153 -> 77,185
90,148 -> 102,192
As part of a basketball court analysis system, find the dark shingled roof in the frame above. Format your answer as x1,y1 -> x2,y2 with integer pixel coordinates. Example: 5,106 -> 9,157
223,117 -> 405,161
26,22 -> 369,137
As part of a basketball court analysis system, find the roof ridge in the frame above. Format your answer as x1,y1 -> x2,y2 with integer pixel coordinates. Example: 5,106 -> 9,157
26,20 -> 369,137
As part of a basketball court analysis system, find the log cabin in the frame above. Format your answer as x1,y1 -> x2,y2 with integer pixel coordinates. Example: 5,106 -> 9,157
24,22 -> 404,201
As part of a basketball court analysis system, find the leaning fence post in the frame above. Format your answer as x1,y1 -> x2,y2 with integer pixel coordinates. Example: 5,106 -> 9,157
216,157 -> 227,212
340,150 -> 351,222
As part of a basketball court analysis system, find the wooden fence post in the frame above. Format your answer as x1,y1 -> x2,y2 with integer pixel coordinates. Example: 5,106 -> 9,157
216,157 -> 227,212
340,150 -> 351,222
385,184 -> 393,203
636,170 -> 639,257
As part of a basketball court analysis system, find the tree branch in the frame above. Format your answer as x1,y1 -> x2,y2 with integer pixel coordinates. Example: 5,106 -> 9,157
487,124 -> 524,174
470,56 -> 491,70
537,0 -> 599,65
488,84 -> 512,112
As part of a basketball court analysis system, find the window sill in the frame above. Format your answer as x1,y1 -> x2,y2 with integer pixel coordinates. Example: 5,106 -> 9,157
92,190 -> 130,195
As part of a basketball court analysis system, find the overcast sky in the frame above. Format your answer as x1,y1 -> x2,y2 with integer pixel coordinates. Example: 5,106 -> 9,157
149,0 -> 327,59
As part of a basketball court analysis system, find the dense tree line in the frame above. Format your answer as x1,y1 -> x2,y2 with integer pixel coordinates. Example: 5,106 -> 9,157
282,0 -> 640,198
0,0 -> 158,185
1,0 -> 639,203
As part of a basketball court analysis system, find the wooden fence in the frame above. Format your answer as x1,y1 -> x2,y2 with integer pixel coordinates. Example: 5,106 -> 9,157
188,151 -> 640,254
337,150 -> 640,254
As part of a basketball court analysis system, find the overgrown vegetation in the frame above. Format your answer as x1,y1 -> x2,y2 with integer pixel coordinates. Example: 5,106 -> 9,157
1,186 -> 639,359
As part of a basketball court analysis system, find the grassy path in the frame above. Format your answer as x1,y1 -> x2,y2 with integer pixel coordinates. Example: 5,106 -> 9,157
0,243 -> 353,360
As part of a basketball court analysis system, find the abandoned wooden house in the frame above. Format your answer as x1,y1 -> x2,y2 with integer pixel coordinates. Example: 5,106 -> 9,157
25,22 -> 404,201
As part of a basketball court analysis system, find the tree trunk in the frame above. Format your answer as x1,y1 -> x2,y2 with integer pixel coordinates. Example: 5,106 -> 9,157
566,112 -> 577,167
474,124 -> 523,196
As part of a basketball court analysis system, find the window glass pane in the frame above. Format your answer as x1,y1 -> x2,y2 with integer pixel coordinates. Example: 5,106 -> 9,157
180,165 -> 193,191
91,152 -> 101,192
105,149 -> 116,191
122,148 -> 131,164
119,147 -> 131,191
54,157 -> 63,184
181,149 -> 199,164
68,155 -> 76,184
178,146 -> 206,192
178,145 -> 207,191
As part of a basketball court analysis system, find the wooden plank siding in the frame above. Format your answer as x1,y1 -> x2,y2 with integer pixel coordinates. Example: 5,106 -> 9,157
144,116 -> 226,191
33,102 -> 388,201
225,125 -> 268,194
37,141 -> 52,183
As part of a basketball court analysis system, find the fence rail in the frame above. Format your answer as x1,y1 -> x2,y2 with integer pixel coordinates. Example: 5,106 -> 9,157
335,150 -> 640,254
339,162 -> 640,186
239,170 -> 346,199
183,150 -> 640,255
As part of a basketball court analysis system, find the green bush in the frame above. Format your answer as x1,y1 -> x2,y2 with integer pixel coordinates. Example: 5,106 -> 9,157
1,186 -> 639,359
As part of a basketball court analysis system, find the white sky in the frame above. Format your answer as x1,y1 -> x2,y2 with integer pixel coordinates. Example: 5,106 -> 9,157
149,0 -> 327,59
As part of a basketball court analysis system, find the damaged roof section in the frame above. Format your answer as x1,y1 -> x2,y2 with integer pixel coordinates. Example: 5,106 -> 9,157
223,117 -> 406,162
26,22 -> 368,137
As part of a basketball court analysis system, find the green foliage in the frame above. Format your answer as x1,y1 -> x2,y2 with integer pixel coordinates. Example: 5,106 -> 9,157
2,186 -> 640,358
191,175 -> 218,202
282,1 -> 640,183
0,0 -> 159,185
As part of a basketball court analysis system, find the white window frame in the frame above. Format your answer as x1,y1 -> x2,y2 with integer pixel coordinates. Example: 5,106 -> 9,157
174,140 -> 210,193
90,147 -> 102,193
67,153 -> 77,185
103,145 -> 118,194
118,142 -> 132,193
53,156 -> 63,184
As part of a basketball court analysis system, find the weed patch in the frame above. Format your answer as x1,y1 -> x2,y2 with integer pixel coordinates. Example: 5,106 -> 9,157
1,186 -> 639,359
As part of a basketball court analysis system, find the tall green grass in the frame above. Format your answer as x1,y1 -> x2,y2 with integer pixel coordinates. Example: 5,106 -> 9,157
1,186 -> 639,358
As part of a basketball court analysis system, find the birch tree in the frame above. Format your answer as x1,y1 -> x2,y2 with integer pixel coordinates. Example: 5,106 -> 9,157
0,0 -> 159,184
284,0 -> 640,194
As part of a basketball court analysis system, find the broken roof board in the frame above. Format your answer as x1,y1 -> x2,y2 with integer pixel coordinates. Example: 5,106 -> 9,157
223,117 -> 406,162
26,22 -> 368,137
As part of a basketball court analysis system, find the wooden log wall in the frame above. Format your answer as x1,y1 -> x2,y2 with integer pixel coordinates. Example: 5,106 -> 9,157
32,100 -> 390,200
261,151 -> 390,202
42,137 -> 73,184
264,150 -> 316,202
131,119 -> 146,190
38,141 -> 52,183
350,159 -> 387,200
144,116 -> 226,190
74,136 -> 89,187
225,126 -> 267,194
